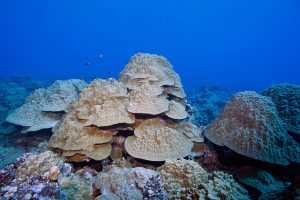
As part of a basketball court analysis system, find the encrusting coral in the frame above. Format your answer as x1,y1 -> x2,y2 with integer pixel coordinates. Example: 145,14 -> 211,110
158,159 -> 250,200
6,79 -> 87,133
262,83 -> 300,135
94,165 -> 167,200
204,91 -> 300,165
49,53 -> 204,162
59,176 -> 93,200
16,151 -> 64,181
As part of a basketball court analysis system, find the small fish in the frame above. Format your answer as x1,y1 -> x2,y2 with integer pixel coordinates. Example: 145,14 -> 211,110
107,71 -> 112,75
85,62 -> 90,66
99,54 -> 104,59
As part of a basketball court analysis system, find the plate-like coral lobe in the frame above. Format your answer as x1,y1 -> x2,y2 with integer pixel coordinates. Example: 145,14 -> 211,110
49,102 -> 113,161
6,79 -> 87,133
119,53 -> 186,115
125,118 -> 193,161
75,78 -> 135,127
205,91 -> 300,165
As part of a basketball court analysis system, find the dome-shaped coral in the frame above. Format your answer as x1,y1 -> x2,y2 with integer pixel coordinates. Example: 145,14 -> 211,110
262,83 -> 300,135
205,91 -> 300,165
119,53 -> 186,116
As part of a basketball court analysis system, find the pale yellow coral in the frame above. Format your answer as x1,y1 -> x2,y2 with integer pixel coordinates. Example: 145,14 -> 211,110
176,121 -> 205,143
165,100 -> 188,120
75,78 -> 135,127
120,53 -> 178,89
158,159 -> 250,200
120,53 -> 188,117
125,118 -> 193,161
49,106 -> 113,152
127,84 -> 169,115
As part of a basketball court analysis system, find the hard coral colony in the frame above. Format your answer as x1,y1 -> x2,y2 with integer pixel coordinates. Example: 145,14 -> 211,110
1,53 -> 300,199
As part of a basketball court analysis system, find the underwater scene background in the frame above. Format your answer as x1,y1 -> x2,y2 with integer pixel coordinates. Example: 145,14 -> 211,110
1,0 -> 300,90
0,0 -> 300,200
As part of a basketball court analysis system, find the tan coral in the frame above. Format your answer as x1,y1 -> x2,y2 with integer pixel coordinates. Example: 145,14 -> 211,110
85,98 -> 135,127
49,107 -> 113,152
110,146 -> 123,161
164,86 -> 186,98
165,100 -> 188,120
127,84 -> 169,115
16,151 -> 64,181
176,121 -> 205,143
119,53 -> 179,89
125,118 -> 193,161
49,103 -> 113,160
75,78 -> 135,127
120,53 -> 187,116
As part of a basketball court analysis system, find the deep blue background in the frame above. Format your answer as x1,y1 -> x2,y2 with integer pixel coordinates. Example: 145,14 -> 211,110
0,0 -> 300,91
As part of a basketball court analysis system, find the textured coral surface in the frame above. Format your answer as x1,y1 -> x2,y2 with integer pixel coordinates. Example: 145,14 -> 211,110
205,91 -> 300,165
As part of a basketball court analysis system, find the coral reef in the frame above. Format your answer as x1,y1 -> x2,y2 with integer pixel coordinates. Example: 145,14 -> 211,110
6,79 -> 87,133
158,159 -> 249,199
5,54 -> 300,199
205,91 -> 300,165
262,83 -> 300,135
187,85 -> 231,126
125,118 -> 193,161
49,53 -> 204,162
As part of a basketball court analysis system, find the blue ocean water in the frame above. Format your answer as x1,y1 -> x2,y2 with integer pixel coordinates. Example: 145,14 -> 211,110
0,0 -> 300,91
